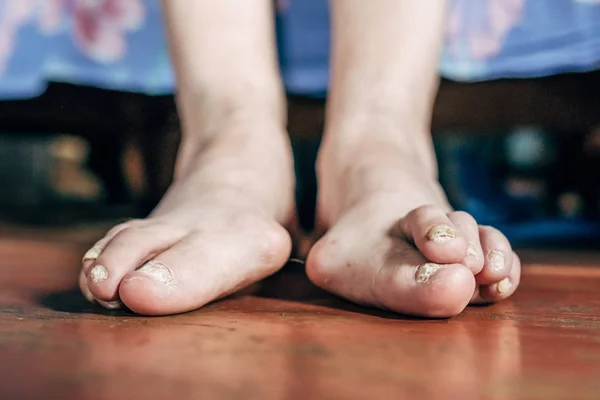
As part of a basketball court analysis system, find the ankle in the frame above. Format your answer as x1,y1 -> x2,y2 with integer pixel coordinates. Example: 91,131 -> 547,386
318,123 -> 438,181
176,116 -> 289,177
171,117 -> 295,218
177,84 -> 286,142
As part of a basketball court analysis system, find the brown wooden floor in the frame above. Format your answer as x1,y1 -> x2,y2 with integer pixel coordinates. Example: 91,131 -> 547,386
1,232 -> 600,400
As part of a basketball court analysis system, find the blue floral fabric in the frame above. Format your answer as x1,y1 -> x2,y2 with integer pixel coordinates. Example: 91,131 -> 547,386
0,0 -> 599,99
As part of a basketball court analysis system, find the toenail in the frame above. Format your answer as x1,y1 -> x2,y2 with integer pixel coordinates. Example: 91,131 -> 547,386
415,263 -> 444,283
97,299 -> 124,310
486,250 -> 505,271
82,286 -> 95,303
90,265 -> 108,283
497,277 -> 512,294
137,261 -> 176,286
427,225 -> 456,243
82,247 -> 102,262
466,245 -> 479,260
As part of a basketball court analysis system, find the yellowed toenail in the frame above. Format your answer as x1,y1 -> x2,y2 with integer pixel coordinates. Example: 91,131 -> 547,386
466,245 -> 479,260
497,278 -> 512,294
415,263 -> 444,283
486,250 -> 505,271
82,247 -> 101,262
97,299 -> 124,310
90,265 -> 108,283
82,286 -> 95,303
138,261 -> 176,286
427,225 -> 456,243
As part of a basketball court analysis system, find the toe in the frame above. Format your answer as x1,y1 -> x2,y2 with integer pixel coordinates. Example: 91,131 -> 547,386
398,205 -> 468,264
447,211 -> 484,274
476,226 -> 513,285
87,222 -> 186,301
79,269 -> 95,304
380,260 -> 476,318
81,220 -> 141,273
119,222 -> 292,315
307,234 -> 476,318
478,251 -> 521,301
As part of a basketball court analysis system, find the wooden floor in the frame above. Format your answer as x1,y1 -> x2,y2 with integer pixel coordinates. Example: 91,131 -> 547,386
1,231 -> 600,400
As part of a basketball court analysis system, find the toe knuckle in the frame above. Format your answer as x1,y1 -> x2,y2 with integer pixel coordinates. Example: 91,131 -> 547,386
490,238 -> 512,254
116,226 -> 139,238
452,211 -> 477,225
105,219 -> 142,237
112,225 -> 151,246
105,224 -> 127,238
481,225 -> 505,237
478,224 -> 494,232
481,226 -> 510,245
410,204 -> 438,219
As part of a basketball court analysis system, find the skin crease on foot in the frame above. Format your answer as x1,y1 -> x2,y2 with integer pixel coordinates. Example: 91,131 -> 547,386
79,0 -> 520,318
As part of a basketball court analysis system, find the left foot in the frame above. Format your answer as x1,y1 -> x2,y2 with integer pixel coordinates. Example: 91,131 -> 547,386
307,130 -> 520,318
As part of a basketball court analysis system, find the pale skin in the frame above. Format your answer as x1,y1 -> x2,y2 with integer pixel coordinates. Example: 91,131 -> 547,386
80,0 -> 520,317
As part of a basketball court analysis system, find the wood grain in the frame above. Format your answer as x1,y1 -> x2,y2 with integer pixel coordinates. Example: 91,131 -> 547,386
1,235 -> 599,400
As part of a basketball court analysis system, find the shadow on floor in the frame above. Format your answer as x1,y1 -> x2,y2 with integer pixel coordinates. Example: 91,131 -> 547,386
39,261 -> 443,321
255,261 -> 428,321
40,288 -> 133,316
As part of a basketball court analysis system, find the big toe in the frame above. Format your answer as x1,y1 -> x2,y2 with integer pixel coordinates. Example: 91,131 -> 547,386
83,220 -> 185,303
119,223 -> 292,315
307,229 -> 476,318
379,260 -> 476,317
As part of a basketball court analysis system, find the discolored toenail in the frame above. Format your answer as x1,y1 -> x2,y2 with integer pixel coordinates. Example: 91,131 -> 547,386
90,265 -> 108,283
137,261 -> 176,286
415,263 -> 444,283
497,277 -> 512,294
486,250 -> 505,271
427,225 -> 456,243
466,245 -> 479,260
97,299 -> 124,310
82,247 -> 102,262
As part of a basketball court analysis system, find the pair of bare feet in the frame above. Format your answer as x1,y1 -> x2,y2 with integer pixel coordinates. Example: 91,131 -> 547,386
79,120 -> 520,318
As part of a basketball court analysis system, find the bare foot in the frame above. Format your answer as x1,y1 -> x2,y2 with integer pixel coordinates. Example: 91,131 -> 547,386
80,123 -> 295,315
307,130 -> 520,318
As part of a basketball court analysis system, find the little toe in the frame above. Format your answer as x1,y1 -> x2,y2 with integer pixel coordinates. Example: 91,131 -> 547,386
87,222 -> 185,301
478,251 -> 521,302
447,211 -> 484,274
398,205 -> 468,264
476,226 -> 513,285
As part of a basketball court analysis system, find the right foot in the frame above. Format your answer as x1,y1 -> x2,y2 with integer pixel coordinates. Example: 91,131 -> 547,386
79,123 -> 295,315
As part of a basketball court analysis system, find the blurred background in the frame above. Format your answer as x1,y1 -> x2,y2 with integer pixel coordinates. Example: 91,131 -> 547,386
0,0 -> 599,248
